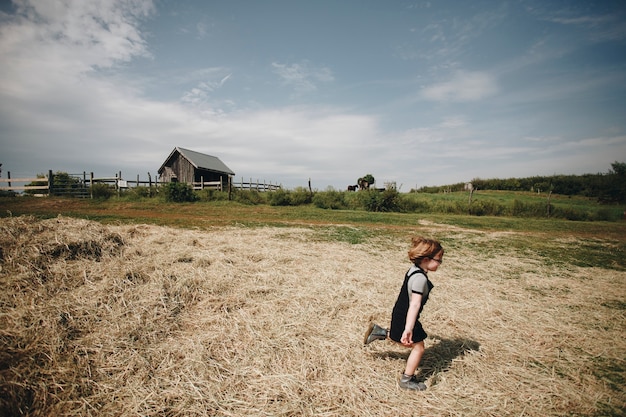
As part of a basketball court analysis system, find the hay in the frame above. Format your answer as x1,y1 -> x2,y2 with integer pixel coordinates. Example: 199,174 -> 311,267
0,215 -> 624,416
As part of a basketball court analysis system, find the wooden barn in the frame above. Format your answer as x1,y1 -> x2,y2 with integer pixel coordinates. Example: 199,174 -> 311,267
158,147 -> 235,188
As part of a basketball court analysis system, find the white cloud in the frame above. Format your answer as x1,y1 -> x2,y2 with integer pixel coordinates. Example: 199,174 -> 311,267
421,71 -> 498,102
271,61 -> 334,94
0,0 -> 622,190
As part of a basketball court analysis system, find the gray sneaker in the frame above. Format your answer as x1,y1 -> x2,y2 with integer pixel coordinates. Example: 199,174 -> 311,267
363,322 -> 387,345
399,374 -> 427,391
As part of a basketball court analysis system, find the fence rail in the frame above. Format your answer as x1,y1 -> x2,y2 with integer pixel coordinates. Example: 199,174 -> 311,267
0,176 -> 50,193
230,178 -> 281,192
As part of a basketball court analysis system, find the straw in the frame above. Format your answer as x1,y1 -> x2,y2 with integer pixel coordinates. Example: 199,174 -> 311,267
0,215 -> 624,416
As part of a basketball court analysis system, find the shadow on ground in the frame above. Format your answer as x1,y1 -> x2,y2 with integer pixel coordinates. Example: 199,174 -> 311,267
370,336 -> 480,382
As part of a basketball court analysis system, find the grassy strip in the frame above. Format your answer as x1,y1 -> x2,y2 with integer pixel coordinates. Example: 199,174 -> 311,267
2,197 -> 625,270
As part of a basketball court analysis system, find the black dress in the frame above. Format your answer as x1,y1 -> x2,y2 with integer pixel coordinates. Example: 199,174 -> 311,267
389,266 -> 434,344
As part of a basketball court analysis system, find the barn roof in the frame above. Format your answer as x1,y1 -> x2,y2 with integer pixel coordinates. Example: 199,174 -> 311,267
159,147 -> 235,176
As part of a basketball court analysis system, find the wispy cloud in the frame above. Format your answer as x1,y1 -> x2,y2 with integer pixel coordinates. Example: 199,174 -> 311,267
531,4 -> 626,42
271,61 -> 334,95
179,70 -> 232,107
421,71 -> 498,102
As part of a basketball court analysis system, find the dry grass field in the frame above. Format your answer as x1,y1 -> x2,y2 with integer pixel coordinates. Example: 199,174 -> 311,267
0,214 -> 624,416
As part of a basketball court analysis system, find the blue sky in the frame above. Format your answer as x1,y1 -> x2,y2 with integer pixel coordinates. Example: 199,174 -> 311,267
1,0 -> 625,190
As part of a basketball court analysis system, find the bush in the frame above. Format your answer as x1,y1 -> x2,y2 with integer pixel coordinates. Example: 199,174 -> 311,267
431,199 -> 462,214
121,186 -> 156,201
313,189 -> 346,209
197,189 -> 230,202
289,187 -> 313,205
594,208 -> 619,222
163,182 -> 198,203
469,199 -> 505,216
233,189 -> 265,205
268,189 -> 292,206
364,189 -> 401,212
91,183 -> 115,200
0,190 -> 17,198
397,195 -> 430,213
511,199 -> 546,217
552,206 -> 591,221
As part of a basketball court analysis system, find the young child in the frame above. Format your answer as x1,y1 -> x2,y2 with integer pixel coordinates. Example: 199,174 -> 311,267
363,236 -> 444,391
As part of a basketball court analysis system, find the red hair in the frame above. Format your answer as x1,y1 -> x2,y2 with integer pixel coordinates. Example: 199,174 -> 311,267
408,236 -> 444,264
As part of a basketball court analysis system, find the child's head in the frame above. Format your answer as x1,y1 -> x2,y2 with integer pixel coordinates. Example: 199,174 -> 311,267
408,236 -> 444,267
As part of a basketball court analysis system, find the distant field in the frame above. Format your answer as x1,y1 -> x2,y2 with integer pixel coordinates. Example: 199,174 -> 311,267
0,197 -> 625,416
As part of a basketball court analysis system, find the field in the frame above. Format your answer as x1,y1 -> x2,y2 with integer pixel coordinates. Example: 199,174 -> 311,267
1,197 -> 625,416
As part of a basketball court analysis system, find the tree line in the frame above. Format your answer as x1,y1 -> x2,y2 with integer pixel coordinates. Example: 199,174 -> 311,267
413,161 -> 626,204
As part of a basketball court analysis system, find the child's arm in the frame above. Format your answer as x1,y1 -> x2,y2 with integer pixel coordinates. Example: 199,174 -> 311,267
401,293 -> 422,346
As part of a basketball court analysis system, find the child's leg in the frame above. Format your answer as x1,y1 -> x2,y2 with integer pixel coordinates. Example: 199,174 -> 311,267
403,341 -> 425,376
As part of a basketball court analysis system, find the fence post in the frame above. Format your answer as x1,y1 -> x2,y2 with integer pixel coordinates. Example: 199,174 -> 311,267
7,171 -> 11,188
48,170 -> 53,195
90,172 -> 94,199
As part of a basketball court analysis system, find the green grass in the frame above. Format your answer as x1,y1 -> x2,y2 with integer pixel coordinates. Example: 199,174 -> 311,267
2,196 -> 625,270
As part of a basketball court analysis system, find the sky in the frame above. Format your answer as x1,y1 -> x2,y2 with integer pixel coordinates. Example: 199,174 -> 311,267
0,0 -> 625,191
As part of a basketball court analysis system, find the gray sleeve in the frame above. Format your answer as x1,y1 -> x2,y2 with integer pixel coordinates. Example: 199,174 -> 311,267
407,273 -> 427,296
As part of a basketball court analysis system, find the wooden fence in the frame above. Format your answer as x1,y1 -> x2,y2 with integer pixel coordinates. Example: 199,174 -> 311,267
223,177 -> 281,192
0,171 -> 281,197
0,172 -> 51,195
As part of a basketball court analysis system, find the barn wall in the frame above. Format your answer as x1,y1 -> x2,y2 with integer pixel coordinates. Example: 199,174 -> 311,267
160,167 -> 176,183
165,154 -> 195,183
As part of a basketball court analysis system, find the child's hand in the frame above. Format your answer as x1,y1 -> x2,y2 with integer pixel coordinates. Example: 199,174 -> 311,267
401,330 -> 413,346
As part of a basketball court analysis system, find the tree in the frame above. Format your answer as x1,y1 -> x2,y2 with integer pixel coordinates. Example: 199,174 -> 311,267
600,161 -> 626,204
610,161 -> 626,176
357,174 -> 375,190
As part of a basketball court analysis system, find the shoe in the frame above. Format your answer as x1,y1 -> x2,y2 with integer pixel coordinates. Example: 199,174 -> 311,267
363,322 -> 387,345
399,374 -> 427,391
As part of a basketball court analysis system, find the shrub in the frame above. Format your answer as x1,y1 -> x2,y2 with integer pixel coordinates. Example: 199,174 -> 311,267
552,206 -> 591,221
91,183 -> 115,200
511,199 -> 525,217
594,208 -> 619,222
397,195 -> 430,213
268,189 -> 292,206
163,182 -> 198,203
0,190 -> 17,198
511,199 -> 546,217
364,189 -> 401,212
469,199 -> 505,216
313,189 -> 346,209
289,187 -> 313,206
197,189 -> 230,202
233,189 -> 265,205
431,199 -> 462,214
121,186 -> 156,200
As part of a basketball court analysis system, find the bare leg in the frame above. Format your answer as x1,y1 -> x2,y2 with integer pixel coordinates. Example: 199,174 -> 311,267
404,341 -> 424,376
